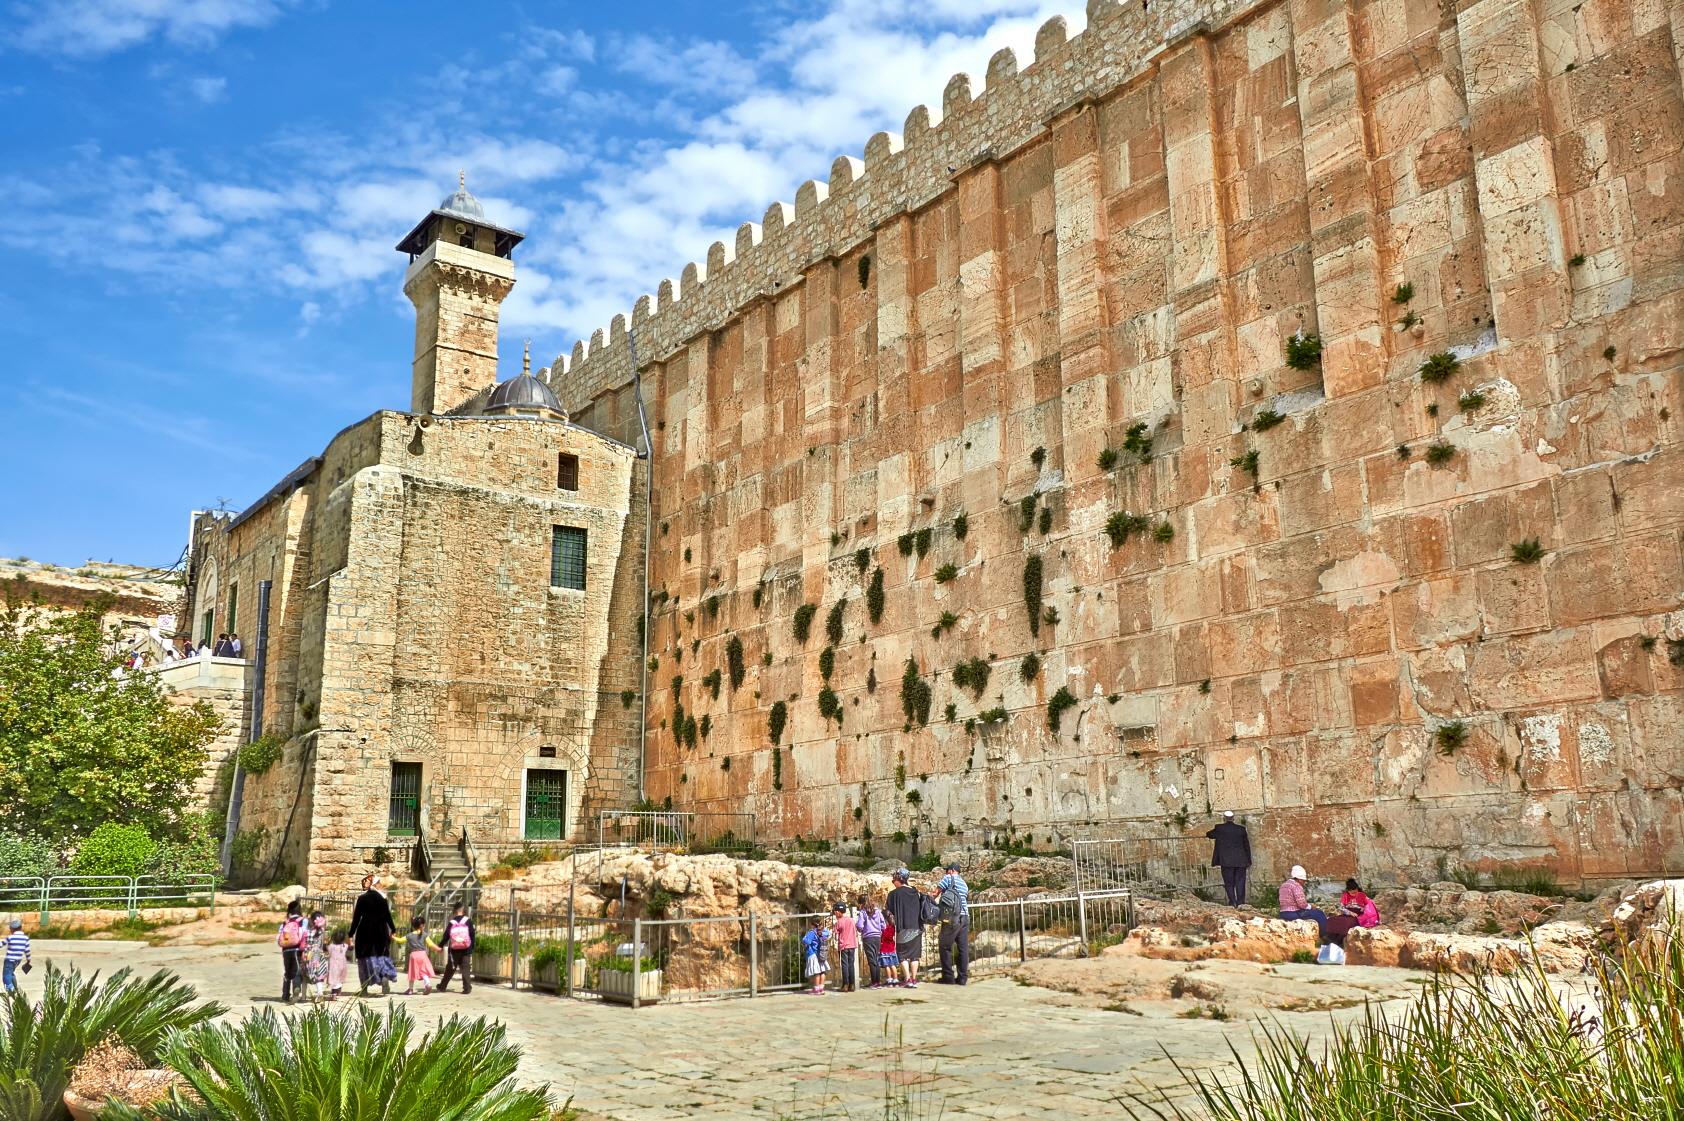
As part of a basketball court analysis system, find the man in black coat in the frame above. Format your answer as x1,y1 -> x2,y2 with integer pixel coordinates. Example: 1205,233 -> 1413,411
1206,811 -> 1252,907
348,874 -> 398,995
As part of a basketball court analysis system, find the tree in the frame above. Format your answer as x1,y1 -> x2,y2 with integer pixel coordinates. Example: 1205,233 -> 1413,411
0,587 -> 222,844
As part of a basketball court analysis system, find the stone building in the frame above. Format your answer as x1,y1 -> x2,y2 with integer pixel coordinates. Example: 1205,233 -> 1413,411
180,181 -> 646,886
546,0 -> 1684,885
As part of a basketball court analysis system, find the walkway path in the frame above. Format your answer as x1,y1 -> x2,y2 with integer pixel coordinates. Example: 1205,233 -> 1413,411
37,939 -> 1419,1120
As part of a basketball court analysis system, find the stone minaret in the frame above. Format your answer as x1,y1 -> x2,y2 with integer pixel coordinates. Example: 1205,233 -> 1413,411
395,173 -> 526,415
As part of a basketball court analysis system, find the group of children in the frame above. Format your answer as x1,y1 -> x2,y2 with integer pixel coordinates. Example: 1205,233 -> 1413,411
800,897 -> 907,996
277,902 -> 460,1002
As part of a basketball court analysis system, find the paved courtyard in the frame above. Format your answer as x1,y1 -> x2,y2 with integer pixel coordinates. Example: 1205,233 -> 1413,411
36,939 -> 1421,1119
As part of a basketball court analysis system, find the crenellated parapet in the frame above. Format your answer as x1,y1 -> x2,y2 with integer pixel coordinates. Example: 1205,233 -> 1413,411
545,0 -> 1248,413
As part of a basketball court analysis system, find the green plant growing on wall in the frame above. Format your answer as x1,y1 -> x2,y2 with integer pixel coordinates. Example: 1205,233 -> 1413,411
1153,521 -> 1175,543
854,548 -> 870,572
895,760 -> 906,788
683,546 -> 692,563
900,658 -> 933,726
1042,605 -> 1059,627
1199,678 -> 1212,695
1603,345 -> 1617,360
1435,720 -> 1468,755
906,788 -> 922,806
978,706 -> 1008,726
1123,422 -> 1153,460
866,567 -> 885,624
762,651 -> 773,666
1511,538 -> 1545,564
1419,351 -> 1459,384
866,666 -> 877,692
1098,447 -> 1119,470
944,702 -> 957,723
647,655 -> 659,673
1569,252 -> 1586,266
934,563 -> 958,583
1425,441 -> 1457,466
825,599 -> 846,645
768,701 -> 788,745
1230,449 -> 1260,479
1458,389 -> 1487,412
1284,332 -> 1323,370
672,647 -> 683,666
817,688 -> 842,724
1105,511 -> 1149,548
1392,282 -> 1414,304
1038,505 -> 1052,534
1024,554 -> 1044,636
671,673 -> 683,699
931,611 -> 958,638
1669,638 -> 1684,667
1251,408 -> 1284,432
620,689 -> 636,708
726,635 -> 745,691
953,511 -> 968,539
1398,309 -> 1422,330
706,594 -> 721,619
1019,494 -> 1037,532
897,533 -> 914,556
1397,444 -> 1412,460
1020,652 -> 1041,682
792,603 -> 817,643
830,530 -> 842,547
914,527 -> 932,558
1047,687 -> 1077,733
752,585 -> 764,610
818,646 -> 835,681
238,733 -> 285,776
671,701 -> 687,747
700,714 -> 711,740
702,668 -> 722,700
952,657 -> 990,697
772,744 -> 783,790
1030,446 -> 1046,469
1426,402 -> 1440,417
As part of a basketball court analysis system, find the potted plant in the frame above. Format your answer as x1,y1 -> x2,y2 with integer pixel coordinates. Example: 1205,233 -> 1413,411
524,941 -> 578,992
596,953 -> 662,1004
471,932 -> 513,983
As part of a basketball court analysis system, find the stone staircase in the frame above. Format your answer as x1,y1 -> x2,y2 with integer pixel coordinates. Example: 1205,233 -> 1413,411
414,836 -> 480,923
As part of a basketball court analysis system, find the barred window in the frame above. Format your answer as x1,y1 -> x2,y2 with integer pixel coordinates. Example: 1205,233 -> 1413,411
557,452 -> 579,491
550,526 -> 587,590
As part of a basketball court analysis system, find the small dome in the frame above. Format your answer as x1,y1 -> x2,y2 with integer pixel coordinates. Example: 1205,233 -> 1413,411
486,372 -> 564,416
439,171 -> 486,221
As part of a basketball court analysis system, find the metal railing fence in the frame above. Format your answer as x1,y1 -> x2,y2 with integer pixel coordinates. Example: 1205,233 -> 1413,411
0,875 -> 219,922
1072,836 -> 1231,898
302,888 -> 1132,1007
595,810 -> 758,855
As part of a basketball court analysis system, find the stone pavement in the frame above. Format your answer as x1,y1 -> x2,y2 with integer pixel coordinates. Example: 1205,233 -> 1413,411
36,940 -> 1419,1119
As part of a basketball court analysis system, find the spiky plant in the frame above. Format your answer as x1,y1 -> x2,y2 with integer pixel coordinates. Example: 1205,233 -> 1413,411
0,966 -> 223,1121
110,1003 -> 552,1121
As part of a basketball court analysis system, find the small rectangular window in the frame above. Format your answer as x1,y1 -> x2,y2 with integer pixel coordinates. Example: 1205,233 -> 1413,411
557,452 -> 579,490
551,526 -> 587,590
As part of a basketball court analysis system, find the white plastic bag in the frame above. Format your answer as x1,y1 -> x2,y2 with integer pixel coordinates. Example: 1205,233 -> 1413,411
1317,942 -> 1346,965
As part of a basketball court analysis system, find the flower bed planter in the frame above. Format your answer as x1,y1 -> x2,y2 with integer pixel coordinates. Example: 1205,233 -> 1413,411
471,953 -> 513,983
598,967 -> 662,1004
527,958 -> 587,992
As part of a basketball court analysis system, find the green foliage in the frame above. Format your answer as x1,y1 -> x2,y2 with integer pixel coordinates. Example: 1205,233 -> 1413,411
913,527 -> 932,559
1425,440 -> 1457,466
110,1003 -> 552,1121
1038,505 -> 1052,535
1230,449 -> 1260,478
1018,495 -> 1037,533
725,635 -> 745,691
825,599 -> 846,645
1098,447 -> 1119,471
1419,351 -> 1459,383
0,594 -> 222,845
620,689 -> 636,709
148,813 -> 220,884
1435,720 -> 1468,755
818,646 -> 835,681
1669,638 -> 1684,668
1122,422 -> 1153,460
1,965 -> 224,1121
1604,345 -> 1617,361
1284,332 -> 1323,370
897,533 -> 914,557
1023,554 -> 1043,637
900,658 -> 932,726
768,701 -> 788,745
1397,444 -> 1412,460
943,703 -> 956,723
1105,511 -> 1150,548
951,657 -> 991,697
853,548 -> 870,572
934,563 -> 958,584
1251,408 -> 1284,432
702,668 -> 722,700
70,822 -> 157,879
866,567 -> 886,624
1569,252 -> 1586,266
771,744 -> 784,790
683,546 -> 691,563
977,707 -> 1007,726
866,666 -> 877,692
1047,687 -> 1077,733
952,512 -> 968,540
229,829 -> 265,877
1153,521 -> 1175,543
1199,678 -> 1212,695
1042,605 -> 1059,627
1030,446 -> 1046,470
705,594 -> 720,619
670,673 -> 683,699
1511,537 -> 1545,564
237,733 -> 284,776
817,689 -> 841,723
0,834 -> 57,880
931,612 -> 958,638
792,603 -> 817,643
1391,281 -> 1414,304
752,585 -> 764,610
1459,389 -> 1487,411
1020,652 -> 1041,682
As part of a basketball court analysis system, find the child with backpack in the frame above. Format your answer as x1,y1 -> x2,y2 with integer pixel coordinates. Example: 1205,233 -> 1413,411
878,915 -> 899,986
327,930 -> 350,1000
437,903 -> 476,994
276,900 -> 307,1004
303,911 -> 330,1004
801,915 -> 830,995
403,916 -> 441,995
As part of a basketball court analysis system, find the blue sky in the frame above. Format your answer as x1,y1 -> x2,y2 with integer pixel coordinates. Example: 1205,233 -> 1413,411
0,0 -> 1084,568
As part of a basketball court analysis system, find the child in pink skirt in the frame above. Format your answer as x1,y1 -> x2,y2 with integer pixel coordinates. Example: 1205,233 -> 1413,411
403,917 -> 440,995
327,930 -> 350,999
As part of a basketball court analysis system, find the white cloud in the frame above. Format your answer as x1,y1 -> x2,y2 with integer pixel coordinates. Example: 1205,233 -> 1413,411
10,0 -> 295,57
188,75 -> 227,103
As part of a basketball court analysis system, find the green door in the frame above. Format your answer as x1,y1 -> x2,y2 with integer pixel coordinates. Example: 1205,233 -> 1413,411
524,769 -> 566,840
388,762 -> 422,836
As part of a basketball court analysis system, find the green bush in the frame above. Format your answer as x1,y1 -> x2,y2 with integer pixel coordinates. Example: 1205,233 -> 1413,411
236,733 -> 284,776
70,822 -> 157,879
148,814 -> 220,884
108,1003 -> 552,1121
2,965 -> 223,1121
0,834 -> 57,880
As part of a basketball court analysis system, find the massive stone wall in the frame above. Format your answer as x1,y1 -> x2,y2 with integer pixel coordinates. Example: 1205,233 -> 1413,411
553,0 -> 1684,883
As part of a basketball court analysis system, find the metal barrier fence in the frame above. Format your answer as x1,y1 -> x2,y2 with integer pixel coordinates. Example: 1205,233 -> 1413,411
304,888 -> 1132,1007
595,810 -> 758,855
0,875 -> 219,921
1073,836 -> 1239,898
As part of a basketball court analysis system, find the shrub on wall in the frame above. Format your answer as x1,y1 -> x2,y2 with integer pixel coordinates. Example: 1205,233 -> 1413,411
817,688 -> 842,724
952,657 -> 991,697
914,527 -> 932,559
1105,511 -> 1149,548
1047,687 -> 1077,733
769,701 -> 788,745
854,548 -> 870,572
934,563 -> 958,583
1018,495 -> 1037,533
825,599 -> 846,645
953,512 -> 968,539
702,668 -> 722,700
792,603 -> 818,643
1284,332 -> 1323,370
818,646 -> 835,681
1023,554 -> 1044,636
1020,652 -> 1041,682
725,635 -> 745,691
1123,422 -> 1153,460
866,567 -> 886,624
900,658 -> 933,726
